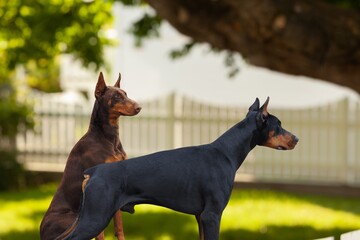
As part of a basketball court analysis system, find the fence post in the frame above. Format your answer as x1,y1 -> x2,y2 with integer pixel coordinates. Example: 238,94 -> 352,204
166,93 -> 176,149
345,98 -> 358,186
173,93 -> 183,148
338,98 -> 349,184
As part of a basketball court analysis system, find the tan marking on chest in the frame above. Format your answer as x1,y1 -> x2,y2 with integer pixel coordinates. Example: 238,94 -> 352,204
104,152 -> 126,163
82,174 -> 90,192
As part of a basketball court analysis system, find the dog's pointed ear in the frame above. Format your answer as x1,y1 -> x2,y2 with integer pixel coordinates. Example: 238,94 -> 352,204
95,72 -> 107,99
249,98 -> 260,111
259,97 -> 270,121
114,73 -> 121,88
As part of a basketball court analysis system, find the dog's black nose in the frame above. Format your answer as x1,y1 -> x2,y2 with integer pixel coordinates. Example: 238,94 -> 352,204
293,136 -> 299,143
136,106 -> 142,113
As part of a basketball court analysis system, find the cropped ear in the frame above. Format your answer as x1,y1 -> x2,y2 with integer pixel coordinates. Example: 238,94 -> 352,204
114,73 -> 121,88
95,72 -> 107,99
249,98 -> 260,111
259,97 -> 270,121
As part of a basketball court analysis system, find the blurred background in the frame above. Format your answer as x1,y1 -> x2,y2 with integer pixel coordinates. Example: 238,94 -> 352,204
0,1 -> 359,240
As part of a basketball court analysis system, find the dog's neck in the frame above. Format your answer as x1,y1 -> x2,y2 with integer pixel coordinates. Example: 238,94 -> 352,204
89,101 -> 121,148
213,113 -> 259,170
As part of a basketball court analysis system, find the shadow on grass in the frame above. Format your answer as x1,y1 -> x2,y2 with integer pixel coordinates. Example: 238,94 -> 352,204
296,193 -> 360,216
0,183 -> 56,202
106,211 -> 198,240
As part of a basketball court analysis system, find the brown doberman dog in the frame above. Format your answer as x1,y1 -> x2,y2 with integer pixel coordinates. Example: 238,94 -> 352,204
40,72 -> 141,240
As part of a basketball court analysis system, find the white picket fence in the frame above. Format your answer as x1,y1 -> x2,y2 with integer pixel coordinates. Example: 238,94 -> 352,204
16,92 -> 360,186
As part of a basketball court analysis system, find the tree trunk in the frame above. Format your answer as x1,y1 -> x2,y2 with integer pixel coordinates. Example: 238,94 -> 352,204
146,0 -> 360,93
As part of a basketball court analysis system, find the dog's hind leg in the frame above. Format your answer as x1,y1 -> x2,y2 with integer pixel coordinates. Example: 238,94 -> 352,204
195,215 -> 205,240
197,211 -> 221,240
82,175 -> 106,240
95,231 -> 104,240
66,180 -> 116,240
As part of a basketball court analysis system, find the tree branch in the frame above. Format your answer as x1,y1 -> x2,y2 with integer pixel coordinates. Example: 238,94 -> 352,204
146,0 -> 360,93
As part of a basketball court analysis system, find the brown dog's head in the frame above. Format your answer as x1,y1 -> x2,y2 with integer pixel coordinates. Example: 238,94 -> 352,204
248,97 -> 298,150
95,72 -> 141,125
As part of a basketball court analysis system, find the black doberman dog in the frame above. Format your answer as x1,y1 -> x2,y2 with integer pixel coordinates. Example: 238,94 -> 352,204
40,72 -> 141,240
63,97 -> 298,240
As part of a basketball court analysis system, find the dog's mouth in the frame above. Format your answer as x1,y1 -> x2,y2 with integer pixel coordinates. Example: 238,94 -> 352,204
119,107 -> 141,116
114,104 -> 141,117
276,137 -> 299,150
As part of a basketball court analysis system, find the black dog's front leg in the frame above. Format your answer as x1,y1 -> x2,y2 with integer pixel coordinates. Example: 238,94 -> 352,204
197,211 -> 221,240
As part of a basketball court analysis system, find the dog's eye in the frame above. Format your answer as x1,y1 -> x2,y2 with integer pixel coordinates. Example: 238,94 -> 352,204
116,94 -> 124,100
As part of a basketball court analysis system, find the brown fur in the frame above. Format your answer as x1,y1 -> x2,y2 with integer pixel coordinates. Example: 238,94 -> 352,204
264,130 -> 298,150
40,72 -> 141,240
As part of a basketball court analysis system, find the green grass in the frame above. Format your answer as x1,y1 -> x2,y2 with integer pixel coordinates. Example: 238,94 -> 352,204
0,183 -> 359,240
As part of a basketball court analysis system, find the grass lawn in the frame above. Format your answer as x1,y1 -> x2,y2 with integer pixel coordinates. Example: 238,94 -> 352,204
0,183 -> 359,240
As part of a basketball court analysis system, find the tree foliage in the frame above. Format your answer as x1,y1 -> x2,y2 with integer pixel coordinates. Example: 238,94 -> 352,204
0,0 -> 114,137
0,0 -> 113,73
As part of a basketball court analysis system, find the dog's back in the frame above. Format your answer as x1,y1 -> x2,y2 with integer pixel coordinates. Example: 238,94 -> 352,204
84,144 -> 235,215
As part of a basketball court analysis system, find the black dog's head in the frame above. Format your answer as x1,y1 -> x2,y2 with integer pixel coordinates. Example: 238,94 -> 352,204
247,97 -> 298,150
94,72 -> 141,125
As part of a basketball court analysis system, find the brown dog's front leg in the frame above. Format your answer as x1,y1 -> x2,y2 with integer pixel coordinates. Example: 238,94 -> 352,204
114,210 -> 125,240
95,231 -> 105,240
